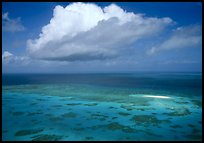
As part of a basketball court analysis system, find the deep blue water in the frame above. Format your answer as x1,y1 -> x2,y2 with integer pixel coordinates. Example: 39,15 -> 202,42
2,73 -> 202,141
2,73 -> 202,91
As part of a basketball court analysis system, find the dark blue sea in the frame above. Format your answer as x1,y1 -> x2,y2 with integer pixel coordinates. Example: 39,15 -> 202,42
2,72 -> 202,141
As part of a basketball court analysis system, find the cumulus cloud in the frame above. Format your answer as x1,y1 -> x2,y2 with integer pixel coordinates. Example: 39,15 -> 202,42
27,2 -> 173,61
2,51 -> 13,63
2,51 -> 30,65
2,12 -> 25,32
147,25 -> 202,55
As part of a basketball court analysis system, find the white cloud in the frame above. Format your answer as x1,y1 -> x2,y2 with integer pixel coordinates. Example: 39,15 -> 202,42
2,51 -> 30,65
27,2 -> 173,61
2,12 -> 25,32
2,51 -> 13,64
147,25 -> 202,55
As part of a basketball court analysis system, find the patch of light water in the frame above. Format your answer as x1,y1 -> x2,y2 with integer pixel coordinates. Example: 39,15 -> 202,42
129,94 -> 172,99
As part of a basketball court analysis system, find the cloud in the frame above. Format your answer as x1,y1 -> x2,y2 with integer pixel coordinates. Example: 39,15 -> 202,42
2,12 -> 25,32
27,2 -> 173,61
147,25 -> 202,55
2,51 -> 13,64
2,51 -> 30,65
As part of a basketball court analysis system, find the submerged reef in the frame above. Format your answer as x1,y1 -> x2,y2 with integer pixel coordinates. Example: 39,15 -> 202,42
49,116 -> 63,122
83,103 -> 98,106
62,112 -> 77,118
27,112 -> 43,116
15,128 -> 44,136
66,103 -> 82,106
164,108 -> 191,116
191,100 -> 202,108
170,125 -> 183,128
131,115 -> 171,126
85,136 -> 94,140
120,104 -> 134,111
89,113 -> 109,121
12,112 -> 24,116
118,112 -> 131,116
106,122 -> 136,133
31,134 -> 63,141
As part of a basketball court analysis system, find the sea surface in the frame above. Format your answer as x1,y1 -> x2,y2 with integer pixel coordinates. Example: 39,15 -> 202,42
2,73 -> 202,141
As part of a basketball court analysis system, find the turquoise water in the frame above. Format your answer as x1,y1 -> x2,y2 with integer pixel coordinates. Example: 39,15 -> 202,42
2,73 -> 202,141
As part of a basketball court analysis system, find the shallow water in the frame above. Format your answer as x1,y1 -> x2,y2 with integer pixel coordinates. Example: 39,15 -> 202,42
2,73 -> 202,141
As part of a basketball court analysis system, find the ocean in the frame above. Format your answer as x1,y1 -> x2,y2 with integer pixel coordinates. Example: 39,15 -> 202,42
2,72 -> 202,141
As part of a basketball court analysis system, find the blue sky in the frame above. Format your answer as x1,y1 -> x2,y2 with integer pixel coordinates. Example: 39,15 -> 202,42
2,2 -> 202,73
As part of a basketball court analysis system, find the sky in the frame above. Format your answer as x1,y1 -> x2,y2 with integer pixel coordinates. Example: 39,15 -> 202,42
2,2 -> 202,73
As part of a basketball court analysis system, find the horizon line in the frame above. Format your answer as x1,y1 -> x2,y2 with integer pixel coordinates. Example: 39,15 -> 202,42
2,71 -> 202,74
